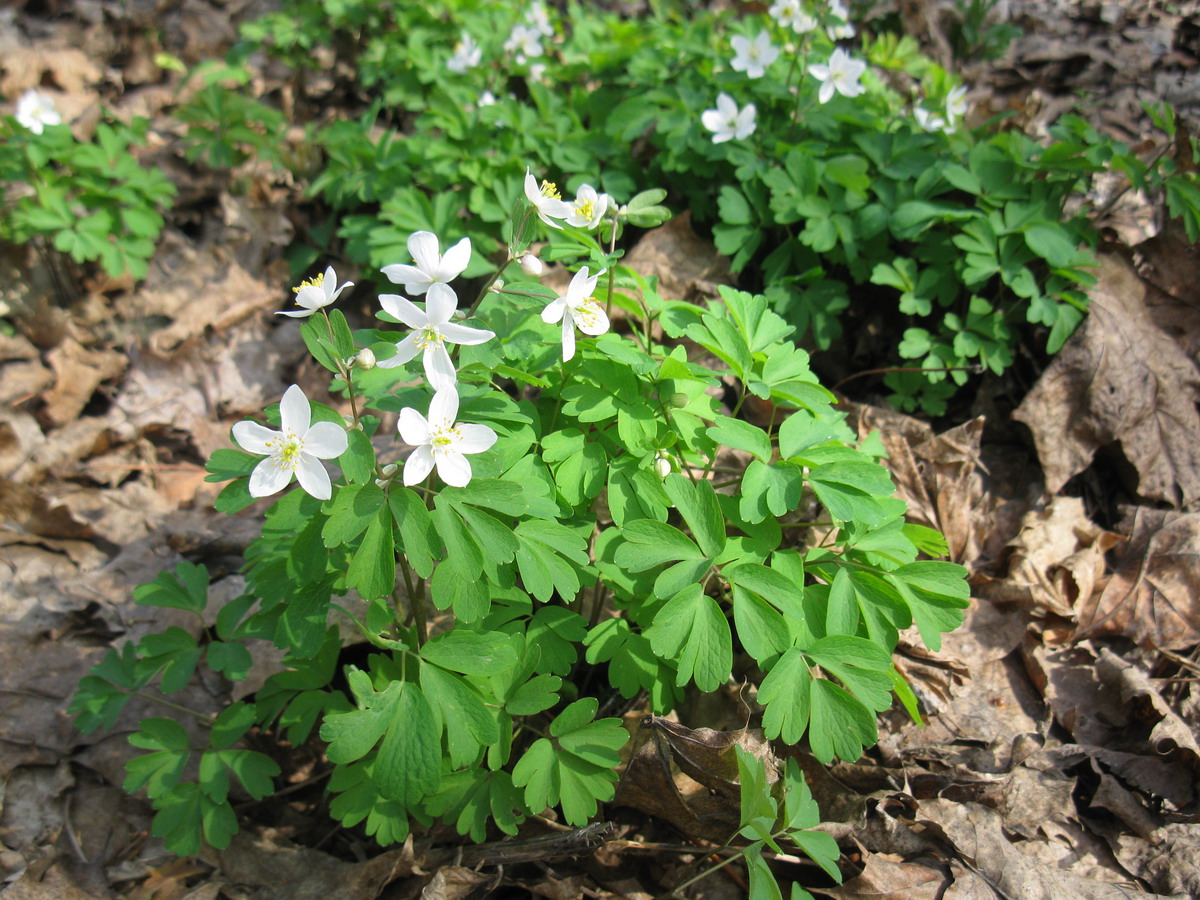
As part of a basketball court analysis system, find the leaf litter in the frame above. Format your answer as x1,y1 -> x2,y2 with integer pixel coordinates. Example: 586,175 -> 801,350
5,0 -> 1200,897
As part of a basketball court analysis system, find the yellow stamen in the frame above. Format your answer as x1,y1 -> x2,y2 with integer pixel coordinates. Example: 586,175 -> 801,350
414,325 -> 443,351
575,199 -> 595,220
292,273 -> 325,294
540,180 -> 562,200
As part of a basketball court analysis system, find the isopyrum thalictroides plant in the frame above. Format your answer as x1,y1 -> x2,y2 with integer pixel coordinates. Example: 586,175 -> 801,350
227,0 -> 1200,416
70,162 -> 970,896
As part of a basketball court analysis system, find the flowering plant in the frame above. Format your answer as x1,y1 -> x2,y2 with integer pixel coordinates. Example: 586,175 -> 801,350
71,169 -> 970,898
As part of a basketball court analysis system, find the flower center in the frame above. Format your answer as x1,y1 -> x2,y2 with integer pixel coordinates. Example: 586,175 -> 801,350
572,297 -> 602,328
293,273 -> 325,294
575,198 -> 595,220
540,180 -> 562,200
429,424 -> 462,452
266,432 -> 304,470
414,324 -> 444,351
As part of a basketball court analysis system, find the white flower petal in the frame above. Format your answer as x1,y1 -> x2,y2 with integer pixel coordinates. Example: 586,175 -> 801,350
819,80 -> 834,104
575,304 -> 610,336
716,92 -> 737,117
275,308 -> 317,318
701,109 -> 726,133
379,293 -> 429,329
542,297 -> 567,324
438,237 -> 472,281
249,457 -> 294,497
303,421 -> 348,459
408,231 -> 441,275
561,317 -> 576,361
232,421 -> 279,455
454,423 -> 498,454
294,455 -> 332,500
403,445 -> 436,485
278,385 -> 311,435
441,322 -> 496,345
435,450 -> 473,488
398,407 -> 432,445
425,282 -> 459,325
381,264 -> 431,293
377,333 -> 424,369
428,387 -> 460,427
425,345 -> 458,392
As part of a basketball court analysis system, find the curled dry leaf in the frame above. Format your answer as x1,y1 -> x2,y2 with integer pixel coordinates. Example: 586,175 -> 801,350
1075,507 -> 1200,650
1013,253 -> 1200,507
622,211 -> 731,303
978,497 -> 1119,618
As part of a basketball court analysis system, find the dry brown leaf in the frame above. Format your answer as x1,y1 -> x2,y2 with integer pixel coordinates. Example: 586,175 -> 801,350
42,337 -> 127,427
622,211 -> 731,302
1075,507 -> 1200,649
422,866 -> 497,899
1013,253 -> 1200,507
978,497 -> 1119,617
819,851 -> 946,899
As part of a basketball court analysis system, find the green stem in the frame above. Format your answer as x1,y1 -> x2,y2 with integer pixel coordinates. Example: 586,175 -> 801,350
467,253 -> 513,318
131,692 -> 213,724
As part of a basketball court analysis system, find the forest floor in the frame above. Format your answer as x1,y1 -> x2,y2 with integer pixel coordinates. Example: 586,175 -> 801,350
4,0 -> 1200,898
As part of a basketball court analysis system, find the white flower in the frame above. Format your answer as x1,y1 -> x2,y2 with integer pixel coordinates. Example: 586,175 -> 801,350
381,231 -> 471,296
447,32 -> 482,74
771,0 -> 819,32
15,89 -> 61,135
377,283 -> 495,391
527,1 -> 554,37
524,168 -> 572,229
730,31 -> 780,79
565,184 -> 608,229
278,265 -> 354,318
398,389 -> 497,488
701,93 -> 757,144
519,254 -> 543,276
529,62 -> 547,81
505,24 -> 543,64
478,90 -> 497,107
826,0 -> 856,39
232,384 -> 348,500
914,106 -> 947,132
809,48 -> 866,104
946,85 -> 969,130
541,265 -> 609,362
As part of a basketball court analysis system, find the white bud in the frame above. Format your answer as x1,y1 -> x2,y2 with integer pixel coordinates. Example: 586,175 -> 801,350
519,254 -> 543,277
654,452 -> 672,478
381,463 -> 398,477
489,279 -> 505,293
374,478 -> 389,489
354,347 -> 376,369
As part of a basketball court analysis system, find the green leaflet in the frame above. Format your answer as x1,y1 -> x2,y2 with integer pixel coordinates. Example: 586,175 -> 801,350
645,584 -> 732,692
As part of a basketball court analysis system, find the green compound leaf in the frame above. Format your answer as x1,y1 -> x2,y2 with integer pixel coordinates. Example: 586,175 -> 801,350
389,488 -> 439,579
198,748 -> 280,803
327,759 -> 411,847
133,561 -> 209,613
808,678 -> 878,763
805,635 -> 895,712
333,494 -> 394,590
426,768 -> 527,842
149,782 -> 238,856
645,584 -> 732,693
136,627 -> 202,694
320,673 -> 440,805
782,759 -> 842,882
758,648 -> 812,745
706,415 -> 772,463
739,460 -> 805,523
614,519 -> 705,572
886,561 -> 971,651
584,618 -> 683,711
421,630 -> 519,676
124,718 -> 191,798
322,483 -> 386,548
511,698 -> 627,825
70,642 -> 146,734
420,664 -> 499,768
663,474 -> 727,559
514,519 -> 589,603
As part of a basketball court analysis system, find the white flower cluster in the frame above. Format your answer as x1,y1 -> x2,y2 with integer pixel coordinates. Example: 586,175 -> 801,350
236,169 -> 615,496
915,86 -> 970,133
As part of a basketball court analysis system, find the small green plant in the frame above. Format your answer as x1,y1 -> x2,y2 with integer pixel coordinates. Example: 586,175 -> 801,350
175,61 -> 287,172
72,170 -> 969,897
1,93 -> 175,281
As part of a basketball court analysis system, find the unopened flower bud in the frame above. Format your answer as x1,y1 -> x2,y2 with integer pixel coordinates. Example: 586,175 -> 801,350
654,452 -> 672,478
374,478 -> 389,489
489,279 -> 505,294
342,414 -> 363,431
381,463 -> 399,477
519,254 -> 543,277
354,347 -> 376,369
669,392 -> 690,408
